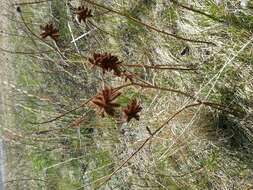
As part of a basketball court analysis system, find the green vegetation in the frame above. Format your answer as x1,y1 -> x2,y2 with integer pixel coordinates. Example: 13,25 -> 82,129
4,0 -> 253,189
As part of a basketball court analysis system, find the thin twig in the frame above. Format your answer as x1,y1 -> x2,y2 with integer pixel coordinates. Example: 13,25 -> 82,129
67,21 -> 80,53
129,82 -> 240,116
4,178 -> 46,184
30,98 -> 92,125
13,0 -> 52,6
17,8 -> 67,59
171,0 -> 224,23
0,47 -> 53,55
83,0 -> 215,45
123,63 -> 197,71
98,103 -> 201,187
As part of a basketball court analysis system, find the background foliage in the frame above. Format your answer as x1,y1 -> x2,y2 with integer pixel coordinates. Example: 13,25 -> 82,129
3,0 -> 253,189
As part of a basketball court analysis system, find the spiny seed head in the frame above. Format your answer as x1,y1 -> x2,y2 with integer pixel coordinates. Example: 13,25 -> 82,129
122,99 -> 142,122
89,53 -> 122,76
92,86 -> 121,117
75,6 -> 92,23
40,23 -> 59,41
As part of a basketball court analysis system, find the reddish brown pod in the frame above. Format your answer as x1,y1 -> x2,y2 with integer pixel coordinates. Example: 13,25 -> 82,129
91,86 -> 121,117
89,53 -> 122,76
40,23 -> 59,41
74,6 -> 92,23
122,99 -> 142,122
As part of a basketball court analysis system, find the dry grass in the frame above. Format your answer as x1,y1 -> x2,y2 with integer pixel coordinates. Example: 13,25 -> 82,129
2,0 -> 253,189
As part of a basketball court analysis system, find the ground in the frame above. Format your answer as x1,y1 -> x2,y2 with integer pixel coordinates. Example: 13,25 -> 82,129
0,1 -> 13,189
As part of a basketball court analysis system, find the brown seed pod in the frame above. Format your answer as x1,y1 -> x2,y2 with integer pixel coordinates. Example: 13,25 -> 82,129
74,6 -> 92,23
122,99 -> 142,122
92,86 -> 121,116
40,23 -> 59,41
89,53 -> 122,76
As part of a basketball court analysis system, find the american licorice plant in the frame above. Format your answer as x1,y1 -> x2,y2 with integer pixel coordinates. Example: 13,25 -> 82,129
4,0 -> 253,189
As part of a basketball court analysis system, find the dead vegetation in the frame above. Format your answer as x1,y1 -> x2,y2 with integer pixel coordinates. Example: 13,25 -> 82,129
2,0 -> 253,189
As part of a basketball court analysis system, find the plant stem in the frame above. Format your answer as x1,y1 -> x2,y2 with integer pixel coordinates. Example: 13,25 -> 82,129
171,0 -> 224,23
31,98 -> 92,125
99,103 -> 201,187
84,0 -> 216,45
123,63 -> 197,71
116,82 -> 241,116
13,0 -> 52,6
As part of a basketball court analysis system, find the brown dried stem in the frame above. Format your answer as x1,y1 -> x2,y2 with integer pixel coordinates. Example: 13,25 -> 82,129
123,63 -> 197,71
13,0 -> 52,6
115,82 -> 241,116
30,98 -> 92,125
99,102 -> 201,187
17,8 -> 66,58
171,0 -> 224,23
84,0 -> 215,45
